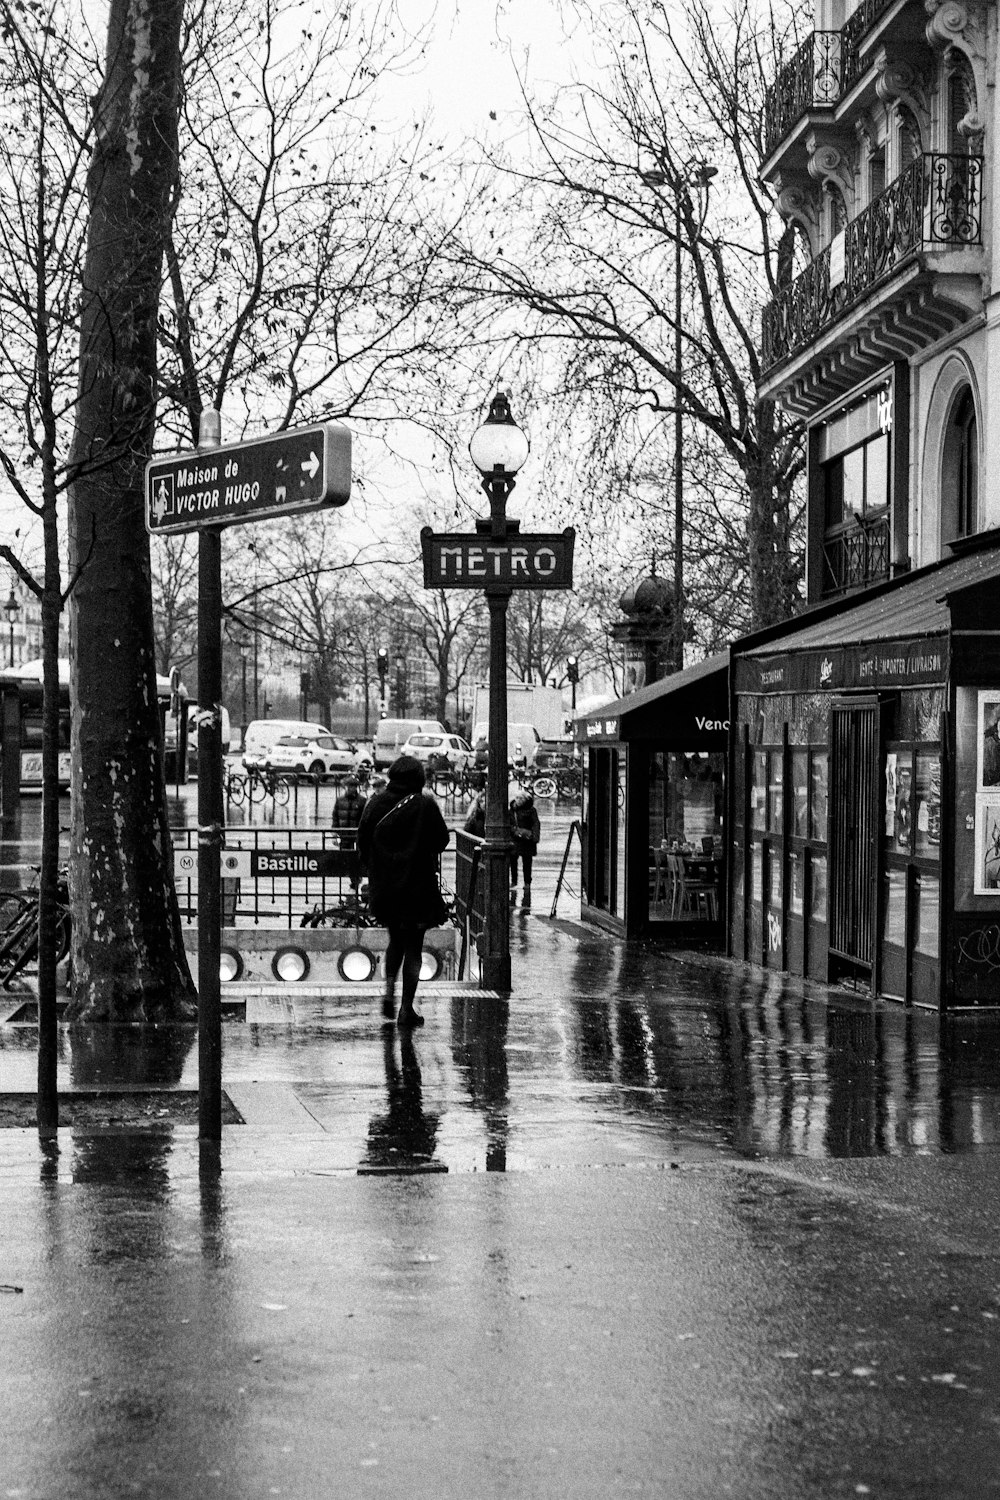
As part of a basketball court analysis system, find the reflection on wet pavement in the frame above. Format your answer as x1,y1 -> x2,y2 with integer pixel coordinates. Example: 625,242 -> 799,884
3,923 -> 1000,1172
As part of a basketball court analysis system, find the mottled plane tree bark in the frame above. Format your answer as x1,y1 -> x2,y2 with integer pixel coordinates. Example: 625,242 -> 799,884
66,0 -> 196,1019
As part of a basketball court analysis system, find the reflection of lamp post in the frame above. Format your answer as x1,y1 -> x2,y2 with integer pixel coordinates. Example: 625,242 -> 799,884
566,655 -> 579,711
4,587 -> 20,668
640,158 -> 716,670
470,392 -> 530,994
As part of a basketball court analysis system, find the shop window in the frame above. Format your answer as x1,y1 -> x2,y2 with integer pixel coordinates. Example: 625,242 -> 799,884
882,867 -> 907,949
915,872 -> 940,960
810,853 -> 827,923
810,751 -> 828,841
791,750 -> 809,838
789,850 -> 804,917
914,749 -> 941,858
767,750 -> 783,834
751,750 -> 767,833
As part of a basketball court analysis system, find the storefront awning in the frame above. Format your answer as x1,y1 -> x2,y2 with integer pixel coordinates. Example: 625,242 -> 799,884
733,541 -> 1000,695
577,651 -> 729,744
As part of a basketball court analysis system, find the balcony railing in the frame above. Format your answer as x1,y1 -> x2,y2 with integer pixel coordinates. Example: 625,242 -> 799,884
762,153 -> 983,373
764,0 -> 904,159
823,513 -> 890,597
763,31 -> 840,159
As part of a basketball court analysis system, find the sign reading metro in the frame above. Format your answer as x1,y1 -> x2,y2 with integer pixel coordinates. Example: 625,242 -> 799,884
421,525 -> 575,589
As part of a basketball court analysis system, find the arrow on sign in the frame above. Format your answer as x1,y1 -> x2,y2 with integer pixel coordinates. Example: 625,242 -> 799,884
301,451 -> 320,479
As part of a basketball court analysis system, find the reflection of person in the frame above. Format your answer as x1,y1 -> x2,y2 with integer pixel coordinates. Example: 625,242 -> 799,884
983,705 -> 1000,787
363,1029 -> 440,1171
509,788 -> 541,907
358,755 -> 450,1028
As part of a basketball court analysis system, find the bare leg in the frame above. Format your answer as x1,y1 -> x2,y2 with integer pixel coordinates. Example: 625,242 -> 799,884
397,926 -> 426,1026
383,926 -> 405,1018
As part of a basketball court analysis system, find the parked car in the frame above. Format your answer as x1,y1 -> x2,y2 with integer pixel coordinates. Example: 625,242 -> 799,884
267,733 -> 366,780
399,731 -> 474,772
373,717 -> 445,770
243,719 -> 331,772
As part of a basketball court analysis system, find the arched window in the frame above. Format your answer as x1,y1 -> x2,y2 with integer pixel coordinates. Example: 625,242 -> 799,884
947,53 -> 977,152
942,387 -> 978,544
897,105 -> 922,169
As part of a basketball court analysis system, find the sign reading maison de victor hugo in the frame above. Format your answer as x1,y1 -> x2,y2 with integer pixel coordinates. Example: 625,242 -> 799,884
420,526 -> 575,590
145,422 -> 352,534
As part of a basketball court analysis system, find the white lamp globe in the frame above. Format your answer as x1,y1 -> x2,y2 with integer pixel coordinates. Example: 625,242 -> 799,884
469,393 -> 529,476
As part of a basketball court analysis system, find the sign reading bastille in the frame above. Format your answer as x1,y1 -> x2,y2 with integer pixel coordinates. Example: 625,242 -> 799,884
421,525 -> 575,590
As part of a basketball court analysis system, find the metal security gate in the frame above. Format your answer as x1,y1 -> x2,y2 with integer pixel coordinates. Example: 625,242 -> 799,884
829,701 -> 879,975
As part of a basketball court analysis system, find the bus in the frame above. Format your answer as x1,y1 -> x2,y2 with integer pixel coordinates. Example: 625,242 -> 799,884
0,661 -> 186,791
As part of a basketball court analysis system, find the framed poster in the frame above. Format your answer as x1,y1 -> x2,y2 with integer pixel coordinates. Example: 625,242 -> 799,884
977,693 -> 1000,789
975,800 -> 1000,894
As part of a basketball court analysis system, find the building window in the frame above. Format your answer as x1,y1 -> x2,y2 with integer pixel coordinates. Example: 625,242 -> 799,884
817,386 -> 892,597
897,105 -> 921,169
942,386 -> 978,544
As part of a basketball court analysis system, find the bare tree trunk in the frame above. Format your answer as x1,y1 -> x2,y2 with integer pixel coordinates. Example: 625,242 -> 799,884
65,0 -> 196,1021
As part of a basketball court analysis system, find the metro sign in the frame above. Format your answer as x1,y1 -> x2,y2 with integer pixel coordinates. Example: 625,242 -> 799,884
146,421 -> 351,534
421,526 -> 575,590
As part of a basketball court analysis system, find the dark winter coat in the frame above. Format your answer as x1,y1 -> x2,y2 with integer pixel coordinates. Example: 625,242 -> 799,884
358,756 -> 450,929
332,788 -> 367,844
510,796 -> 540,849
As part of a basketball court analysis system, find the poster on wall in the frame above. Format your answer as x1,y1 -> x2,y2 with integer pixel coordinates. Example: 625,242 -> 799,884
977,694 -> 1000,788
975,801 -> 1000,893
885,752 -> 897,838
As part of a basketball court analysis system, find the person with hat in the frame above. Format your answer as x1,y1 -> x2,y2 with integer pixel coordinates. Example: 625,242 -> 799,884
358,755 -> 450,1027
509,786 -> 541,907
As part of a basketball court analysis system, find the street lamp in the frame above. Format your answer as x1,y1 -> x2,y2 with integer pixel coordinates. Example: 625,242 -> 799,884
470,392 -> 530,994
239,646 -> 248,739
4,586 -> 20,668
641,157 -> 717,670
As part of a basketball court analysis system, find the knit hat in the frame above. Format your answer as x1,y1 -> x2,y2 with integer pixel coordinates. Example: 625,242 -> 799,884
388,754 -> 426,793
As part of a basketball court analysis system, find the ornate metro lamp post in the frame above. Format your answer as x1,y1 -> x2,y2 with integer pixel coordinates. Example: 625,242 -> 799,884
4,587 -> 21,668
470,393 -> 530,994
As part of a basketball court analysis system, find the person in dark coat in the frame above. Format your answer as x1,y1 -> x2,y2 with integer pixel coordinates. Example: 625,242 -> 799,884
332,775 -> 367,849
358,755 -> 450,1027
509,787 -> 541,907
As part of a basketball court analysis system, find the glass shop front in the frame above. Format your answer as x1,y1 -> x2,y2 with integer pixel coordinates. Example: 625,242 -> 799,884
577,654 -> 729,940
730,542 -> 1000,1010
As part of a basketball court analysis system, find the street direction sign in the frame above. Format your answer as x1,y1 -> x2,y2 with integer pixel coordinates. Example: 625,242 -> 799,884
146,422 -> 351,534
421,526 -> 575,590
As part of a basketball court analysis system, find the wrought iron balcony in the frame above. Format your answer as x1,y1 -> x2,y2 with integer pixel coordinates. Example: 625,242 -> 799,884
762,153 -> 983,374
763,31 -> 840,160
764,0 -> 906,160
822,513 -> 890,597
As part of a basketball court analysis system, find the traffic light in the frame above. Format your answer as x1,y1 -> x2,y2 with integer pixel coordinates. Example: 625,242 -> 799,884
566,656 -> 579,684
376,647 -> 388,685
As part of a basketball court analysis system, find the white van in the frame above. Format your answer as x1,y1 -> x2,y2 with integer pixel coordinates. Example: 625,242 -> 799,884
373,718 -> 445,770
243,718 -> 330,771
471,721 -> 542,767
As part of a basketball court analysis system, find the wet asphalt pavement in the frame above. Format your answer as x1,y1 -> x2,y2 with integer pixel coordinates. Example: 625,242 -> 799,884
3,787 -> 1000,1496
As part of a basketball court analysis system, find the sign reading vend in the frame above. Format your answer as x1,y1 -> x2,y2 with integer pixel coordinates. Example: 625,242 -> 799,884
421,526 -> 575,590
146,422 -> 351,534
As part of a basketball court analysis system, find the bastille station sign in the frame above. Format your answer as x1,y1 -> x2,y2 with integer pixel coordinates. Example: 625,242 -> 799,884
145,422 -> 351,534
421,525 -> 575,590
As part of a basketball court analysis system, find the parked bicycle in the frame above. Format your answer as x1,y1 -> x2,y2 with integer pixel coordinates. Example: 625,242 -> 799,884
244,765 -> 291,805
299,893 -> 378,929
0,869 -> 71,989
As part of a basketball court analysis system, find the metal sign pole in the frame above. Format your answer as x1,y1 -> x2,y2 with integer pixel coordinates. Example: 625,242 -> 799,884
197,410 -> 223,1142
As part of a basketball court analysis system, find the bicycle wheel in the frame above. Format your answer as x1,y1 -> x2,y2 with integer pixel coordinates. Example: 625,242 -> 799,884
247,772 -> 268,804
54,911 -> 71,965
532,775 -> 557,799
0,893 -> 33,937
0,912 -> 39,987
272,777 -> 290,806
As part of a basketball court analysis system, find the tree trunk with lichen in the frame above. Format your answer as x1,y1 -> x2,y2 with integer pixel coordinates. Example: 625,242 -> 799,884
65,0 -> 196,1020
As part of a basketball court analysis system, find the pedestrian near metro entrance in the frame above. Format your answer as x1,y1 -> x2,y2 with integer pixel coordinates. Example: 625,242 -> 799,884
509,787 -> 540,907
358,755 -> 450,1027
331,775 -> 367,849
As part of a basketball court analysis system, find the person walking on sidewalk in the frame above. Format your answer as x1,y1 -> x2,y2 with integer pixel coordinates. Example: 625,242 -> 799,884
509,787 -> 540,907
358,755 -> 450,1027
